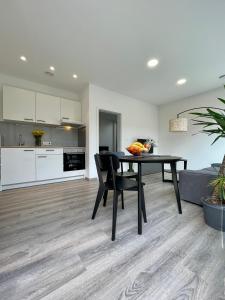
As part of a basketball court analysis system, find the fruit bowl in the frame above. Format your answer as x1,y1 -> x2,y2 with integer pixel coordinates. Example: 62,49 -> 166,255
126,142 -> 149,156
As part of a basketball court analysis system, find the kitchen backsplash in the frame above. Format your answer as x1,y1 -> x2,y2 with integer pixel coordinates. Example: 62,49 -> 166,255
0,122 -> 83,147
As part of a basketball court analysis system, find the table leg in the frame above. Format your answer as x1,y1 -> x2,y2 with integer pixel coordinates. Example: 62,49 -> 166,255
128,162 -> 134,173
138,162 -> 142,234
170,161 -> 182,214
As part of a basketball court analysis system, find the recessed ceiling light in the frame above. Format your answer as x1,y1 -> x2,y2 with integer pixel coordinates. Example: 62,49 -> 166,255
176,78 -> 187,85
73,74 -> 78,79
49,66 -> 55,71
20,56 -> 27,62
147,58 -> 159,68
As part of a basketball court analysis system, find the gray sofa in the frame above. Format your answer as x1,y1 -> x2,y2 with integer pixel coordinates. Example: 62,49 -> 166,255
179,164 -> 220,206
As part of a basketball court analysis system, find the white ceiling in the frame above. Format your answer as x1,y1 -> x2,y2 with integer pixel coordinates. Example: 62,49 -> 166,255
0,0 -> 225,104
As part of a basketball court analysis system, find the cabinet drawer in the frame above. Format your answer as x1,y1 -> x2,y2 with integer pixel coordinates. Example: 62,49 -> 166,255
36,148 -> 63,155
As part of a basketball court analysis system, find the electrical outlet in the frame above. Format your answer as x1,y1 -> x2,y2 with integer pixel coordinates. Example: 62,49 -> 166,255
43,141 -> 52,146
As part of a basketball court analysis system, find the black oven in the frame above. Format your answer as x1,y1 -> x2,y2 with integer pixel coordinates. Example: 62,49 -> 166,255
63,148 -> 85,171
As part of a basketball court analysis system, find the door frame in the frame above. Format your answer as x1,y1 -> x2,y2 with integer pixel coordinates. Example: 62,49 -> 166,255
97,108 -> 122,153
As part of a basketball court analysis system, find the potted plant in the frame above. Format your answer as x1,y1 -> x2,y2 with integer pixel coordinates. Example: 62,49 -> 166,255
32,129 -> 45,146
191,86 -> 225,231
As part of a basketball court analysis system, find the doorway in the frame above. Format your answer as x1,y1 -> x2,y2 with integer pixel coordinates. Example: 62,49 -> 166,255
99,110 -> 121,153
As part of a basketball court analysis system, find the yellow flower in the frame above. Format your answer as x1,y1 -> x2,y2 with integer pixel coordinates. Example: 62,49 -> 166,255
32,129 -> 45,137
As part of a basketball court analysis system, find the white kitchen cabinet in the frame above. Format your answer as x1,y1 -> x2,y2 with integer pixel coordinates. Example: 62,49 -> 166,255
1,148 -> 36,185
73,101 -> 82,122
36,150 -> 63,180
60,98 -> 81,123
3,85 -> 35,122
36,93 -> 61,125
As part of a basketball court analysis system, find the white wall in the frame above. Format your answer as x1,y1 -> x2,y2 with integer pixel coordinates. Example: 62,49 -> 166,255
159,87 -> 225,170
0,73 -> 79,102
86,84 -> 159,178
80,85 -> 90,177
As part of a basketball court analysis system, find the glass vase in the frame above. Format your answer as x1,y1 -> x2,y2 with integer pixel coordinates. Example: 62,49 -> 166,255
35,136 -> 42,147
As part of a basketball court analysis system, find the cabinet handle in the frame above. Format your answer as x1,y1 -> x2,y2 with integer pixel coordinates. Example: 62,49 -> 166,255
46,149 -> 54,152
24,118 -> 33,121
62,117 -> 69,120
37,155 -> 47,158
37,120 -> 46,123
24,149 -> 34,152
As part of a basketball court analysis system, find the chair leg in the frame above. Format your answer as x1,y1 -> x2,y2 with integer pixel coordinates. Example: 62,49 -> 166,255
121,191 -> 124,209
103,190 -> 108,207
141,187 -> 147,223
92,186 -> 105,219
112,191 -> 119,241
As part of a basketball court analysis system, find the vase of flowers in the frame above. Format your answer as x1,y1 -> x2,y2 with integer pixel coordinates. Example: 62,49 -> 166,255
32,129 -> 45,146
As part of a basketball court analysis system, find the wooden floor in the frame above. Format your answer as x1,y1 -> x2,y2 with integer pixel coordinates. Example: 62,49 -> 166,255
0,174 -> 224,300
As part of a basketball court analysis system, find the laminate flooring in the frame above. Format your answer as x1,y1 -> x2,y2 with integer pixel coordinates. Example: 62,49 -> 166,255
0,174 -> 224,300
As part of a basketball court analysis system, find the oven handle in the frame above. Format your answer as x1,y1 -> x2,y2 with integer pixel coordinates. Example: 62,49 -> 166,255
63,152 -> 85,155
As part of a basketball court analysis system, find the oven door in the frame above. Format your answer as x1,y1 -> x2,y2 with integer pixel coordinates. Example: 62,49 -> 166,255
63,153 -> 85,171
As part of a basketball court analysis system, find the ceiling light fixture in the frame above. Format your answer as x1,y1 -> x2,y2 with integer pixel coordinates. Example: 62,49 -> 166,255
20,56 -> 27,62
73,74 -> 78,79
147,58 -> 159,68
49,66 -> 55,71
176,78 -> 187,86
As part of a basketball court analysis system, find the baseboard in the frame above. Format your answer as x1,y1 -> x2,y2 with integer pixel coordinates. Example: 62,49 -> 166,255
1,175 -> 85,191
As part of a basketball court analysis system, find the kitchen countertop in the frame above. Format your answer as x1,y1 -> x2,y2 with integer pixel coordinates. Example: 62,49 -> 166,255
0,146 -> 63,148
0,146 -> 85,148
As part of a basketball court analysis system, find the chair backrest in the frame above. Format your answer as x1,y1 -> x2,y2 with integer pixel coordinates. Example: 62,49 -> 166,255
94,154 -> 104,186
100,152 -> 120,171
94,153 -> 120,187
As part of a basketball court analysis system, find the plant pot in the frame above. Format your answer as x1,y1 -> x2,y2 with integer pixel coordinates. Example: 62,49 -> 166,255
34,136 -> 42,147
149,145 -> 154,154
202,198 -> 225,231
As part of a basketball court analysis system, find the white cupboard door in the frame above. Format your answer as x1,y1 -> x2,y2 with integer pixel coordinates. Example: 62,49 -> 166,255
36,154 -> 63,181
1,148 -> 36,185
36,93 -> 61,125
73,101 -> 81,122
3,86 -> 35,122
61,98 -> 75,123
60,98 -> 81,123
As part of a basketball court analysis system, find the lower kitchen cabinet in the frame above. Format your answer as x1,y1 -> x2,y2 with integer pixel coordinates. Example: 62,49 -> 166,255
0,148 -> 84,189
36,153 -> 63,181
1,148 -> 36,185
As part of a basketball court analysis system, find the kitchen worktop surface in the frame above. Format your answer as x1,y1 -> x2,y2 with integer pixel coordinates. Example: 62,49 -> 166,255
0,146 -> 85,148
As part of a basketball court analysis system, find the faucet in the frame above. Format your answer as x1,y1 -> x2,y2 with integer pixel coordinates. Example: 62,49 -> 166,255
18,134 -> 24,146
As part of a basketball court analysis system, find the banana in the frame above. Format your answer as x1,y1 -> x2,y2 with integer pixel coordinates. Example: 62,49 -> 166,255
133,142 -> 144,147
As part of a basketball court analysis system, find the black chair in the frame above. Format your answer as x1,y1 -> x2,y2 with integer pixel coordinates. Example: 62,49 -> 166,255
100,151 -> 137,207
92,153 -> 147,241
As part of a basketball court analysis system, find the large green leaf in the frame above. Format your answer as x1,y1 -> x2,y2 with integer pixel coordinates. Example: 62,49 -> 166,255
190,90 -> 225,144
217,98 -> 225,105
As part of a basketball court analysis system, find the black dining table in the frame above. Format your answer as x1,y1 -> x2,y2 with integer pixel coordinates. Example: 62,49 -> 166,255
119,155 -> 183,235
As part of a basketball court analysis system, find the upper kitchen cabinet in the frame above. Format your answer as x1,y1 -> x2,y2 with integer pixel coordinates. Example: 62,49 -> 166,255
3,85 -> 35,122
60,98 -> 81,123
36,92 -> 61,125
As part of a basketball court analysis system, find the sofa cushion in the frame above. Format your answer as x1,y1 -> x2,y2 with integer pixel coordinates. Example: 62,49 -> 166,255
200,167 -> 219,175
